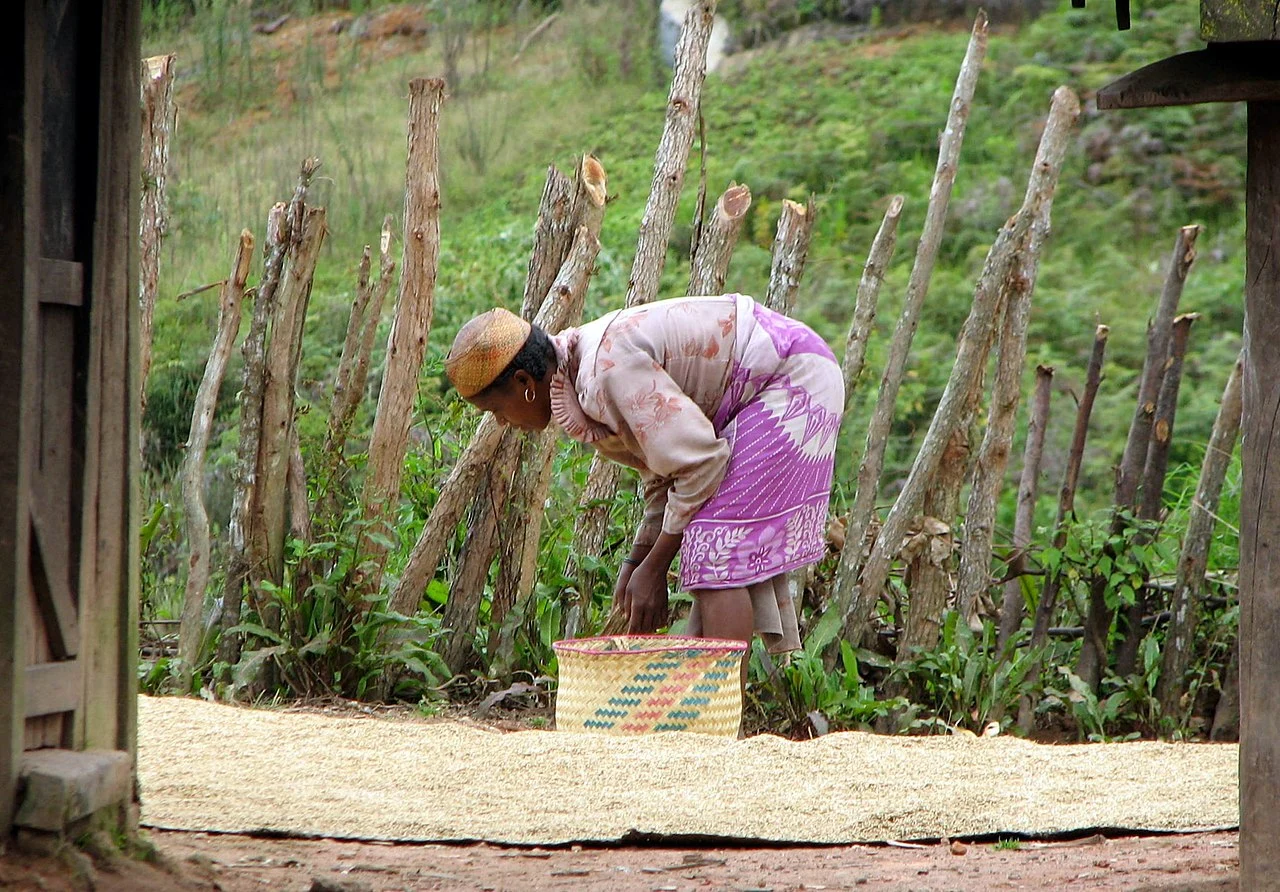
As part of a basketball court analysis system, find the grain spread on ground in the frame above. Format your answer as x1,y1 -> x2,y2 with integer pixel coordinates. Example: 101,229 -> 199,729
137,695 -> 1238,845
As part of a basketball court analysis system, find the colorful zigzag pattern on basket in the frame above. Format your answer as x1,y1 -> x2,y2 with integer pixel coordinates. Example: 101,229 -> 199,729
553,636 -> 746,737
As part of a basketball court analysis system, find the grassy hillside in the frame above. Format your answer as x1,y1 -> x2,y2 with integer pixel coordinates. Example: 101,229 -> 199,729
140,0 -> 1247,731
145,0 -> 1244,499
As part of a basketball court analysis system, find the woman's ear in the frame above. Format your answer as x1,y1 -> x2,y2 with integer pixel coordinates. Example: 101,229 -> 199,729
510,369 -> 535,393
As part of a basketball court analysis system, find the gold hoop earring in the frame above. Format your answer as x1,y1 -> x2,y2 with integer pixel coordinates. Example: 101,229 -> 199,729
524,387 -> 536,403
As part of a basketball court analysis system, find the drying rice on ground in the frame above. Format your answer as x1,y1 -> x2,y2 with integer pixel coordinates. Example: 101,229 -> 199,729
137,695 -> 1237,845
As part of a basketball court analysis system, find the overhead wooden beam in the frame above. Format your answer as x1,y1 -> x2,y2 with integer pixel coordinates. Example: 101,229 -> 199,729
1202,0 -> 1280,42
1097,47 -> 1280,110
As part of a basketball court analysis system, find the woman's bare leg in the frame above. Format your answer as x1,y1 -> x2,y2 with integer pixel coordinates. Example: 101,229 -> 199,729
691,586 -> 753,692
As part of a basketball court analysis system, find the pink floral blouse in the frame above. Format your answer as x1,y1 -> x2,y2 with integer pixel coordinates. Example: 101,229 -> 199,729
550,295 -> 748,548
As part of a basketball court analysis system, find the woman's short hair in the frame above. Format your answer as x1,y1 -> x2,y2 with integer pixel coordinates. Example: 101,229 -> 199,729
482,323 -> 556,394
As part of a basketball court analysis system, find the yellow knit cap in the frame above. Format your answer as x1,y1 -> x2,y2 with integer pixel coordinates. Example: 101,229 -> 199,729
444,307 -> 532,398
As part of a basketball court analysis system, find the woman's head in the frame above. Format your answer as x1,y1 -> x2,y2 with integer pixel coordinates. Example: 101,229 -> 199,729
444,307 -> 556,431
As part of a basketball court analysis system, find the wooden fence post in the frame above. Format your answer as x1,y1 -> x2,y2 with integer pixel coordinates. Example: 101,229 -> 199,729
1017,325 -> 1108,733
1077,224 -> 1201,689
569,0 -> 717,593
688,183 -> 751,296
824,13 -> 988,646
138,53 -> 176,415
357,77 -> 445,600
1157,353 -> 1242,725
955,86 -> 1080,625
845,84 -> 1076,649
764,197 -> 816,316
176,231 -> 252,689
842,194 -> 904,405
997,364 -> 1054,652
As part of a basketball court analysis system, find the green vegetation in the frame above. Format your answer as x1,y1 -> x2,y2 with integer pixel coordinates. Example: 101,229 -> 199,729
140,0 -> 1245,741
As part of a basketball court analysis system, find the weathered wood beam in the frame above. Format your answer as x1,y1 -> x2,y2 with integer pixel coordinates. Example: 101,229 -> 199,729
1202,1 -> 1280,42
1097,47 -> 1280,110
23,662 -> 79,719
1239,98 -> 1280,892
0,0 -> 34,832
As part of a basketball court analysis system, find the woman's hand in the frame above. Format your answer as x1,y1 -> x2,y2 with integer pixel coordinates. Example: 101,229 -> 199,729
625,562 -> 669,634
612,562 -> 637,626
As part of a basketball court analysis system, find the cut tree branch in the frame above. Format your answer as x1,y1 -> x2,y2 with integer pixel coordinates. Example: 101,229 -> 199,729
764,197 -> 816,316
688,182 -> 751,295
177,229 -> 252,689
357,78 -> 445,601
842,81 -> 1074,648
1157,353 -> 1242,722
955,86 -> 1080,624
842,194 -> 905,406
1017,323 -> 1109,733
389,225 -> 603,617
1077,224 -> 1202,689
822,12 -> 988,647
997,364 -> 1054,652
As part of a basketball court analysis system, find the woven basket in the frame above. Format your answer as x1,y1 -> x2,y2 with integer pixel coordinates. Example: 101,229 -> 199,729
552,636 -> 746,737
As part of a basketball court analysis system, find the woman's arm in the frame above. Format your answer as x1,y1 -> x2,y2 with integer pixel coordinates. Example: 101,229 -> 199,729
625,530 -> 682,634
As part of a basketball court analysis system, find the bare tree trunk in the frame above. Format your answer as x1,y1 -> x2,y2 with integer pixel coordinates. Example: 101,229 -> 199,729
843,86 -> 1075,648
898,425 -> 973,657
325,217 -> 396,467
955,86 -> 1077,623
688,183 -> 751,295
358,78 -> 445,601
625,0 -> 716,308
1077,224 -> 1201,689
491,230 -> 603,669
522,166 -> 578,318
571,2 -> 716,587
842,194 -> 905,406
389,226 -> 603,618
1157,354 -> 1242,725
432,159 -> 607,667
823,13 -> 988,646
250,205 -> 327,602
176,230 -> 253,690
998,364 -> 1054,652
217,165 -> 317,678
1114,312 -> 1199,679
442,436 -> 519,671
138,53 -> 177,416
764,197 -> 815,316
389,418 -> 505,615
1017,324 -> 1108,734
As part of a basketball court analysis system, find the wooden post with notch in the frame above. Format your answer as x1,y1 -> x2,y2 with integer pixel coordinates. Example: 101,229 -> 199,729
1095,6 -> 1279,885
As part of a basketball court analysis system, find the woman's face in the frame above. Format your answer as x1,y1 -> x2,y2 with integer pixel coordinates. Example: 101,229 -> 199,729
468,369 -> 552,432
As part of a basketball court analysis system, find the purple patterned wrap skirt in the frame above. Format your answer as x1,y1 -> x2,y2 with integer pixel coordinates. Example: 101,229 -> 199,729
679,301 -> 843,596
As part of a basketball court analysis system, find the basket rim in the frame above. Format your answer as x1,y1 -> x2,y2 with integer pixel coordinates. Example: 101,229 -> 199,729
552,634 -> 748,656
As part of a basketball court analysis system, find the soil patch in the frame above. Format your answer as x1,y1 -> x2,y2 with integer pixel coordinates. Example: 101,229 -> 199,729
0,828 -> 1240,891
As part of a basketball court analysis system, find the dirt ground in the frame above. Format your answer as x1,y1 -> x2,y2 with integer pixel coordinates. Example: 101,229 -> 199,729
0,828 -> 1239,891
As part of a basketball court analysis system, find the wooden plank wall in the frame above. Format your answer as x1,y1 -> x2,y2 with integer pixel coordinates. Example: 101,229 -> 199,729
78,0 -> 141,758
0,0 -> 37,831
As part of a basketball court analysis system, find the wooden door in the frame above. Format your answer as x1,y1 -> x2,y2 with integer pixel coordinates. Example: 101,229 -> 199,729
23,0 -> 94,750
